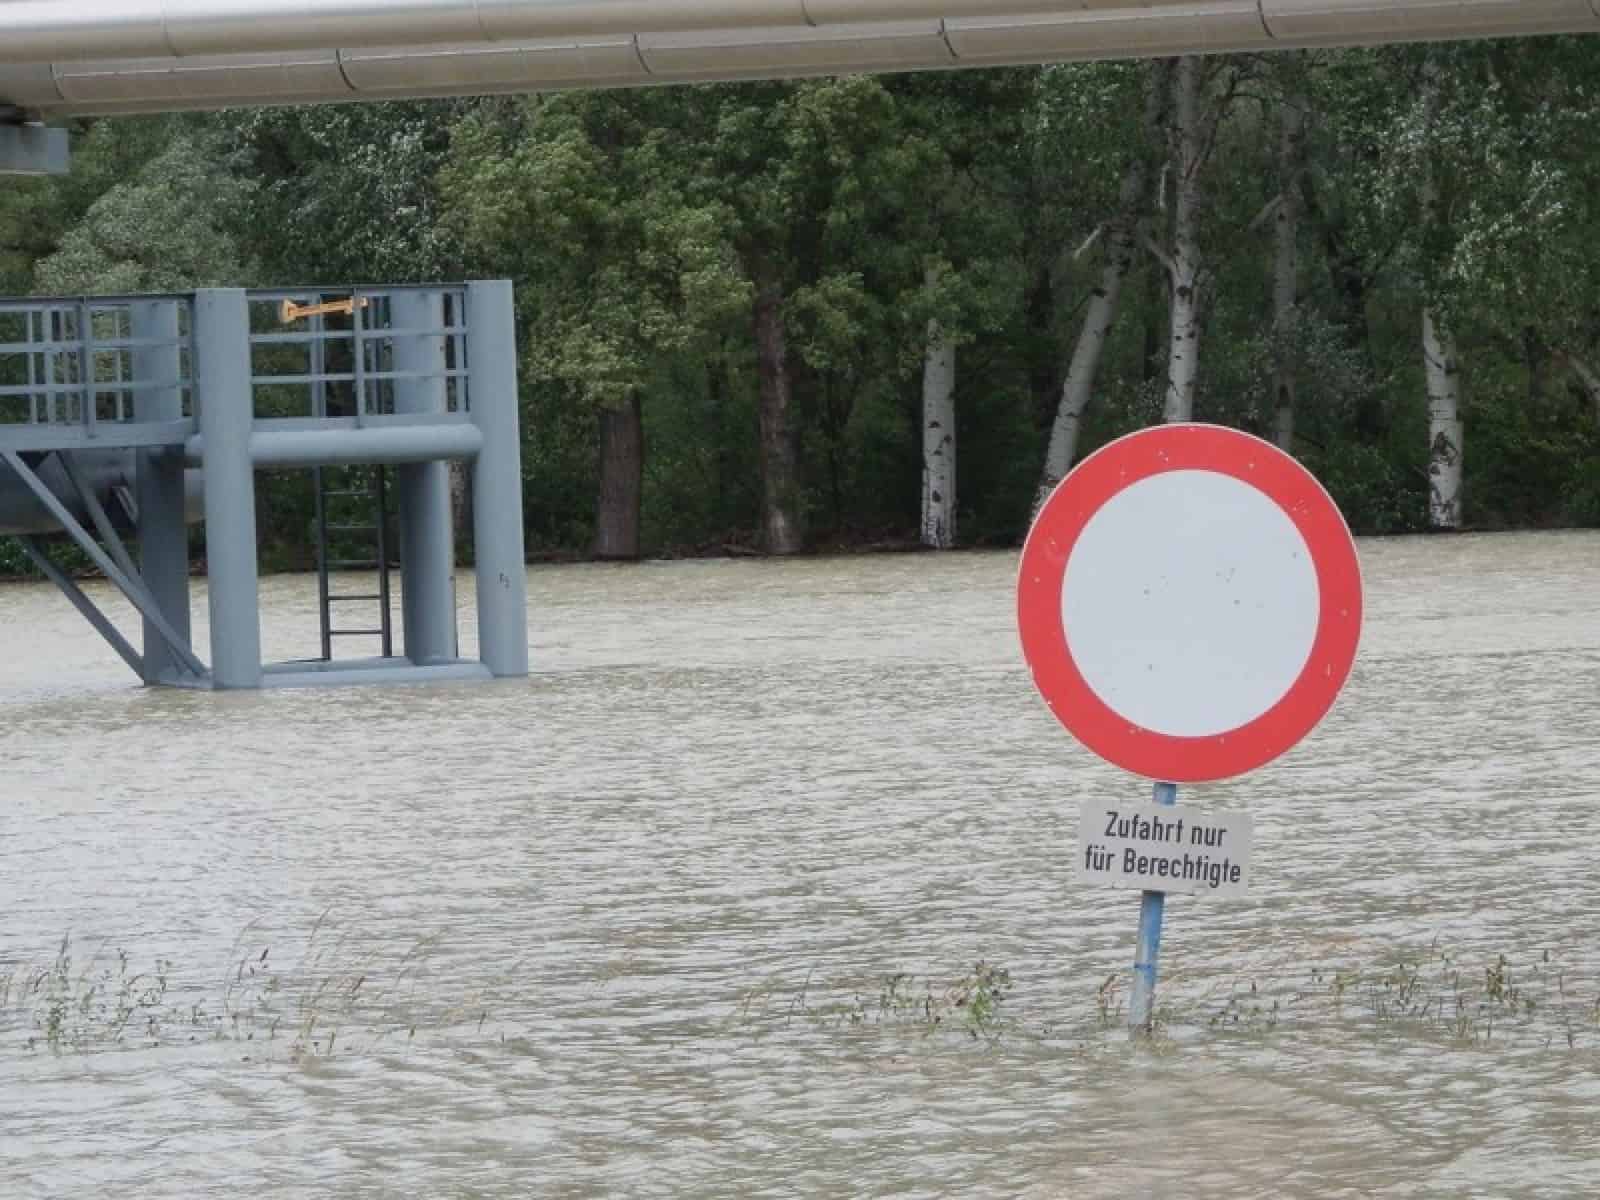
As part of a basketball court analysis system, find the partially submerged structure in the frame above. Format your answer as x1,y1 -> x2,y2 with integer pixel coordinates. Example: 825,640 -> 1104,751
0,282 -> 529,688
1,0 -> 1595,686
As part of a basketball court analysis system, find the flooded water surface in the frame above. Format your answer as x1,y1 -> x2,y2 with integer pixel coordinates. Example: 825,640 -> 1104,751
2,532 -> 1598,1197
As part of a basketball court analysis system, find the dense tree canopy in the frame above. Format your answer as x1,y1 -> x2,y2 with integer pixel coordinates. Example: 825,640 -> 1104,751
3,39 -> 1598,569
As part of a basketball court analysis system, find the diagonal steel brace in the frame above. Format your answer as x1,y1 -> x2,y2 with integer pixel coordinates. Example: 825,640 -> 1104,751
55,450 -> 143,586
1,449 -> 207,678
15,535 -> 144,678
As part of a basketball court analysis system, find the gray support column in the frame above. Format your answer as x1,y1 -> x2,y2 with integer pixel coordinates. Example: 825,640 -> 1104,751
464,280 -> 528,678
194,288 -> 262,688
390,290 -> 457,665
0,125 -> 69,177
132,299 -> 193,684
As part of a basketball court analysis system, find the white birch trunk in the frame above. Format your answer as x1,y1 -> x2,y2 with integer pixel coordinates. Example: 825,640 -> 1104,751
1035,62 -> 1165,510
1036,247 -> 1126,510
1420,56 -> 1463,532
1423,307 -> 1464,530
920,302 -> 957,549
1272,88 -> 1305,452
1163,55 -> 1206,424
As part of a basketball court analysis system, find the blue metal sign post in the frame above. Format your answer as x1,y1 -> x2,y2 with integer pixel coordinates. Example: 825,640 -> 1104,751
1020,426 -> 1364,1038
1128,780 -> 1177,1032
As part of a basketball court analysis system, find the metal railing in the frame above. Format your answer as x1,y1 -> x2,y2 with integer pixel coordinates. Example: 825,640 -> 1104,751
0,285 -> 473,435
247,285 -> 471,425
0,295 -> 195,430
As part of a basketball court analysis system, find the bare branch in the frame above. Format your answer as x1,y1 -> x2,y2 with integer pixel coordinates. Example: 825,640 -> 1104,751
1249,194 -> 1284,233
1142,232 -> 1175,279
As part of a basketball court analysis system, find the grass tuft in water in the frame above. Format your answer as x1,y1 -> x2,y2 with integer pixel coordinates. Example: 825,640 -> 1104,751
1201,942 -> 1599,1049
750,961 -> 1015,1042
0,922 -> 457,1060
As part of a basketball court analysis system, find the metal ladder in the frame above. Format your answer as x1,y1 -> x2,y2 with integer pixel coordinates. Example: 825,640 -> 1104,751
313,464 -> 395,660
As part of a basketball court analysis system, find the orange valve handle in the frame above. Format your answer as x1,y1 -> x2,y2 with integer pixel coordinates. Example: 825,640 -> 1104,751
279,297 -> 370,323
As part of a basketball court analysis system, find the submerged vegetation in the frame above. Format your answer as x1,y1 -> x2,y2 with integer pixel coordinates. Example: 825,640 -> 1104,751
1113,941 -> 1600,1050
5,934 -> 1596,1059
0,925 -> 487,1061
765,961 -> 1017,1042
743,943 -> 1600,1053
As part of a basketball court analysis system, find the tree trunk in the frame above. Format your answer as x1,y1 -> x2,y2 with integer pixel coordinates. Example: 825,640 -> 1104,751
1423,307 -> 1464,530
752,266 -> 804,555
921,296 -> 957,549
1273,84 -> 1306,452
1562,350 -> 1600,422
1163,55 -> 1206,424
1420,56 -> 1462,532
593,392 -> 643,560
1036,61 -> 1166,509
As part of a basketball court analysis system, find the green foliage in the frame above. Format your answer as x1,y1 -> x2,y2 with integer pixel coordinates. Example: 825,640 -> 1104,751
217,101 -> 466,285
0,538 -> 35,579
36,128 -> 248,293
0,117 -> 186,293
442,92 -> 748,407
3,44 -> 1598,564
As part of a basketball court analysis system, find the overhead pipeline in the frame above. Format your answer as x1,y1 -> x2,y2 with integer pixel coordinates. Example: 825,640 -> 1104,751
1,1 -> 1597,118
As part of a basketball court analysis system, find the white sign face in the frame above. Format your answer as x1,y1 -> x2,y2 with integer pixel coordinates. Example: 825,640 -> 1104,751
1017,424 -> 1364,783
1076,801 -> 1254,898
1061,470 -> 1319,739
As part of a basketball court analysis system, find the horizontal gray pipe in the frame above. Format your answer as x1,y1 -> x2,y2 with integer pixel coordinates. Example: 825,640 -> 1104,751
3,1 -> 1598,115
0,0 -> 1136,62
184,422 -> 484,468
0,448 -> 204,535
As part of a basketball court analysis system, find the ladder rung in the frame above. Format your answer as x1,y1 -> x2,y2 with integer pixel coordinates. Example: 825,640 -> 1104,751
330,628 -> 386,636
327,523 -> 378,533
328,593 -> 383,602
328,559 -> 381,569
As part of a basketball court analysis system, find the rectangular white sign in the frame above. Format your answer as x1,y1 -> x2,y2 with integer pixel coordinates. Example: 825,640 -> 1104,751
1076,801 -> 1254,898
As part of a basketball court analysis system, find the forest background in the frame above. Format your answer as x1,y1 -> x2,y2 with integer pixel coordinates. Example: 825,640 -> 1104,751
2,38 -> 1598,571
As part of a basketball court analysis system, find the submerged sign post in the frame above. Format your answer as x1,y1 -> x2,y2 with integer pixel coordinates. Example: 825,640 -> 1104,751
1018,424 -> 1362,1031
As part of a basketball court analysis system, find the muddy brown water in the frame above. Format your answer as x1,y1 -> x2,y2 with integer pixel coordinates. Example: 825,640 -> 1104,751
3,532 -> 1598,1197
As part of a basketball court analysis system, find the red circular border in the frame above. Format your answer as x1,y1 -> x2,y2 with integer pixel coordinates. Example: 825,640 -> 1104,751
1017,424 -> 1362,783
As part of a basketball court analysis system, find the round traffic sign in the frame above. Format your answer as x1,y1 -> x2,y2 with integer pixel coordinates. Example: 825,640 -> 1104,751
1017,423 -> 1362,783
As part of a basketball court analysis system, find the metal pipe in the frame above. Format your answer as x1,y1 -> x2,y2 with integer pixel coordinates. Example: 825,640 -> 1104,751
0,0 -> 1145,64
391,290 -> 459,667
465,279 -> 529,679
193,287 -> 262,689
0,447 -> 135,535
183,422 -> 484,467
2,2 -> 1596,111
1128,779 -> 1177,1033
133,300 -> 195,684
